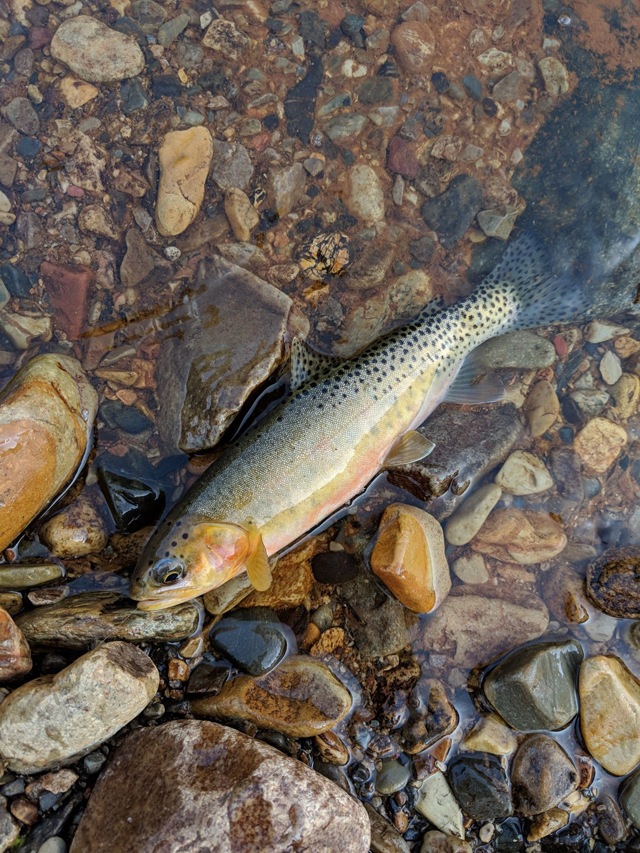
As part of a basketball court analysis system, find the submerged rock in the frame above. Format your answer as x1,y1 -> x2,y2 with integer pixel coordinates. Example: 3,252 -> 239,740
16,592 -> 200,649
0,642 -> 158,773
586,546 -> 640,618
209,608 -> 291,676
39,494 -> 108,558
446,752 -> 512,821
191,655 -> 352,737
69,720 -> 370,852
156,128 -> 213,237
0,354 -> 97,551
51,16 -> 145,83
415,771 -> 464,838
341,573 -> 410,658
471,508 -> 566,564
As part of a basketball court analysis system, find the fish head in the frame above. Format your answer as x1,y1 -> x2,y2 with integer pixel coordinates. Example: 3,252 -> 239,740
130,514 -> 252,610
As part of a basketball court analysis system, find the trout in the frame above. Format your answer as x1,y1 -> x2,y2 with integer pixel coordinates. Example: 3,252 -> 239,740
130,234 -> 589,610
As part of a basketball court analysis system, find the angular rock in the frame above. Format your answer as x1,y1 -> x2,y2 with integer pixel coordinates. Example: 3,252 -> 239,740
477,206 -> 519,241
421,174 -> 483,247
0,642 -> 158,773
97,467 -> 165,533
422,590 -> 549,668
59,76 -> 99,109
483,639 -> 583,731
224,188 -> 258,241
17,592 -> 200,650
191,655 -> 352,737
580,655 -> 640,775
0,354 -> 97,551
401,677 -> 458,753
390,22 -> 435,75
39,494 -> 108,558
445,483 -> 502,546
202,18 -> 251,60
586,546 -> 640,618
511,734 -> 578,816
461,713 -> 518,756
471,508 -> 566,565
70,720 -> 370,853
78,204 -> 117,239
1,97 -> 39,135
446,752 -> 512,821
538,57 -> 570,96
365,803 -> 411,853
0,608 -> 31,681
415,771 -> 464,838
494,451 -> 553,496
346,163 -> 385,223
51,16 -> 145,83
120,227 -> 168,288
210,139 -> 254,191
156,127 -> 213,237
371,503 -> 450,613
40,261 -> 93,340
269,162 -> 306,217
157,258 -> 303,452
573,417 -> 627,472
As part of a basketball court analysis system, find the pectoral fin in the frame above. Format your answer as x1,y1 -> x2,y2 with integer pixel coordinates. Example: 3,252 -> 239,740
444,355 -> 505,405
384,430 -> 436,466
244,528 -> 272,591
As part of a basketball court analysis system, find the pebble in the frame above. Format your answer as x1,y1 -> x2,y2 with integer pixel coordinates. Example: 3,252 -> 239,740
38,838 -> 67,853
524,379 -> 560,436
59,76 -> 99,109
390,22 -> 435,74
375,757 -> 412,795
202,18 -> 251,60
341,574 -> 409,658
1,97 -> 39,135
0,354 -> 97,551
156,127 -> 213,237
421,174 -> 484,247
39,495 -> 108,558
471,508 -> 566,564
0,797 -> 18,850
483,639 -> 583,731
346,163 -> 385,223
324,114 -> 368,143
567,387 -> 610,422
0,608 -> 31,682
447,752 -> 512,821
538,56 -> 570,95
599,349 -> 623,384
51,16 -> 145,82
421,831 -> 471,853
78,205 -> 117,239
423,590 -> 548,667
620,766 -> 640,829
415,770 -> 465,839
611,373 -> 640,418
0,642 -> 158,773
511,734 -> 578,816
461,713 -> 518,756
224,188 -> 259,242
16,592 -> 200,650
572,417 -> 627,473
476,207 -> 519,240
494,451 -> 553,495
445,483 -> 502,546
210,139 -> 254,191
191,655 -> 352,737
97,467 -> 165,533
270,162 -> 306,217
69,720 -> 370,853
0,564 -> 63,590
209,608 -> 290,676
586,546 -> 640,618
401,677 -> 458,753
370,503 -> 450,613
40,261 -> 93,340
157,13 -> 189,47
476,330 -> 556,369
387,135 -> 419,178
579,654 -> 640,775
585,320 -> 630,342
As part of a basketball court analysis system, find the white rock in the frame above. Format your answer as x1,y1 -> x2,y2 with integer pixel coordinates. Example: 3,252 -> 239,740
599,350 -> 623,385
585,320 -> 630,343
415,771 -> 465,839
445,483 -> 502,546
494,450 -> 553,496
346,163 -> 385,223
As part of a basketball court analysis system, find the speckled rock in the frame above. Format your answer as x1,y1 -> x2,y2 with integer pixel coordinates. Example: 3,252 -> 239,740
0,354 -> 97,551
445,483 -> 502,546
341,573 -> 410,658
471,508 -> 566,564
191,655 -> 352,737
39,494 -> 108,558
494,451 -> 553,496
224,188 -> 259,241
524,379 -> 559,437
0,642 -> 158,773
611,373 -> 640,418
78,204 -> 118,239
51,16 -> 145,83
401,677 -> 458,754
538,56 -> 570,96
202,18 -> 251,60
475,330 -> 556,369
370,503 -> 450,613
511,734 -> 578,816
421,174 -> 484,247
156,127 -> 213,236
0,608 -> 31,681
70,720 -> 370,853
346,163 -> 385,223
365,803 -> 411,853
580,655 -> 640,775
573,417 -> 627,473
390,22 -> 435,75
210,139 -> 254,191
586,546 -> 640,618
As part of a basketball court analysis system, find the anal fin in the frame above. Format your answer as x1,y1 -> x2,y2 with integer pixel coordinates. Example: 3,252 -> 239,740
384,430 -> 435,466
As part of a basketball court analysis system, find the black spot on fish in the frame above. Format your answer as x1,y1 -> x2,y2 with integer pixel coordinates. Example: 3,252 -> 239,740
182,533 -> 189,539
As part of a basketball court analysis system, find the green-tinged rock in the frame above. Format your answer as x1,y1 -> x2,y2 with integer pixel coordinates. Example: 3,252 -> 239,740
375,757 -> 412,795
620,766 -> 640,829
365,803 -> 410,853
0,563 -> 63,589
446,752 -> 512,821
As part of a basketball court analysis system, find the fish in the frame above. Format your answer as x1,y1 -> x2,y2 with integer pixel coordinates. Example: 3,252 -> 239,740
130,233 -> 592,610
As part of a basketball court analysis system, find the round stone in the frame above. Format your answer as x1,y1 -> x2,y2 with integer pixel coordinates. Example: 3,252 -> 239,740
511,734 -> 578,816
51,16 -> 145,83
209,608 -> 291,676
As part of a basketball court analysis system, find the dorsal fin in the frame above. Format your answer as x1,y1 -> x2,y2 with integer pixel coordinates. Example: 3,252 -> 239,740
290,338 -> 342,390
415,295 -> 446,323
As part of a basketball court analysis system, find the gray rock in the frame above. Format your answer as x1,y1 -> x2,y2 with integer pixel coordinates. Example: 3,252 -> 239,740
157,257 -> 306,452
375,757 -> 412,794
269,162 -> 306,217
17,592 -> 201,650
210,139 -> 254,191
0,642 -> 158,773
0,796 -> 18,850
492,71 -> 523,102
341,574 -> 410,658
446,752 -> 512,821
620,766 -> 640,829
1,97 -> 39,135
51,16 -> 145,83
421,174 -> 483,247
483,639 -> 583,731
69,720 -> 370,853
511,734 -> 578,816
120,227 -> 170,288
477,207 -> 519,241
475,330 -> 556,369
324,114 -> 368,143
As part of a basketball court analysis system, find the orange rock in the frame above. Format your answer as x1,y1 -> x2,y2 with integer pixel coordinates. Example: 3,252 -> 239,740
370,503 -> 451,613
471,508 -> 567,565
0,355 -> 97,551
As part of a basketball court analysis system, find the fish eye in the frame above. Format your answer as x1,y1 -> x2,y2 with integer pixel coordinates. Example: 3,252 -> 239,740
152,558 -> 185,586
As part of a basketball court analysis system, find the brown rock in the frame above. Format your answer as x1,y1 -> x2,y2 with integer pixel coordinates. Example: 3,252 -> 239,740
39,494 -> 108,558
390,22 -> 435,75
0,608 -> 31,681
471,508 -> 567,564
59,76 -> 99,108
51,16 -> 145,83
573,417 -> 627,473
586,546 -> 640,618
224,187 -> 259,241
119,227 -> 168,288
0,354 -> 97,551
156,127 -> 213,236
387,135 -> 419,179
511,734 -> 578,816
70,720 -> 370,853
371,503 -> 450,613
40,261 -> 93,339
524,379 -> 559,437
238,536 -> 317,610
191,655 -> 352,737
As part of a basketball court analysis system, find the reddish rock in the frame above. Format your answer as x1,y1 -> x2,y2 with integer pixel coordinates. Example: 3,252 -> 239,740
0,608 -> 31,681
40,261 -> 93,339
387,136 -> 419,179
29,28 -> 53,49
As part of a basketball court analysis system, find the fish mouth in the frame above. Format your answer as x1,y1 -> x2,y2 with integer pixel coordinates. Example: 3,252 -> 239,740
133,589 -> 202,611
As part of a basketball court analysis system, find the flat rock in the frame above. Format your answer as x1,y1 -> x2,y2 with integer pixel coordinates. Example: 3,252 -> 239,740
445,483 -> 502,546
224,188 -> 258,241
483,639 -> 583,731
475,332 -> 555,370
70,719 -> 370,853
51,16 -> 145,83
0,608 -> 31,681
0,642 -> 158,773
415,771 -> 464,838
421,174 -> 483,247
580,655 -> 640,775
156,258 -> 305,452
511,734 -> 578,816
191,655 -> 352,737
573,417 -> 627,473
422,589 -> 549,668
210,139 -> 254,191
371,503 -> 450,613
341,573 -> 410,658
17,592 -> 200,650
40,261 -> 93,340
0,354 -> 97,551
471,508 -> 566,564
494,451 -> 553,496
270,162 -> 306,217
156,127 -> 213,236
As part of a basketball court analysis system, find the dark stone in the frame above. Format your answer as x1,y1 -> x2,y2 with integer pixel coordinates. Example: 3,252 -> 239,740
447,752 -> 512,821
341,574 -> 409,659
15,136 -> 40,158
400,676 -> 458,754
187,660 -> 231,696
0,263 -> 31,297
1,97 -> 39,135
151,75 -> 182,98
387,135 -> 418,179
540,821 -> 591,851
409,235 -> 436,263
340,14 -> 365,47
431,71 -> 449,93
285,55 -> 323,142
420,174 -> 484,247
311,551 -> 359,584
595,795 -> 627,846
358,77 -> 393,105
209,607 -> 291,676
298,10 -> 328,49
494,817 -> 524,851
97,468 -> 165,533
483,97 -> 498,116
377,60 -> 399,78
586,546 -> 640,618
99,401 -> 153,434
121,79 -> 148,115
511,734 -> 578,817
462,75 -> 482,100
25,6 -> 49,26
263,113 -> 279,130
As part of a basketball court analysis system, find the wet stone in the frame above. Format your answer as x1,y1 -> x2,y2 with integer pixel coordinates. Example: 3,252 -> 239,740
471,508 -> 567,565
511,734 -> 578,816
596,794 -> 627,846
447,752 -> 512,821
270,162 -> 306,217
191,655 -> 352,738
341,574 -> 409,659
375,756 -> 412,795
69,720 -> 370,853
284,56 -> 323,142
210,139 -> 254,191
620,766 -> 640,829
39,495 -> 108,559
524,379 -> 560,437
156,127 -> 213,237
586,546 -> 640,618
120,79 -> 148,115
390,21 -> 435,75
573,417 -> 627,472
209,608 -> 290,676
483,639 -> 583,731
416,770 -> 464,838
387,135 -> 419,179
445,483 -> 502,546
98,467 -> 165,533
311,550 -> 359,584
401,677 -> 458,753
421,174 -> 484,247
494,451 -> 553,496
421,831 -> 471,853
0,608 -> 31,682
324,114 -> 368,144
51,16 -> 145,83
16,592 -> 200,650
346,163 -> 385,223
365,803 -> 410,853
99,401 -> 152,434
461,713 -> 518,756
359,77 -> 393,105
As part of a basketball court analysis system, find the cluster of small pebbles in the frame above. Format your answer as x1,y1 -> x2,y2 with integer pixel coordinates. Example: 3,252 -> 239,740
0,0 -> 639,849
